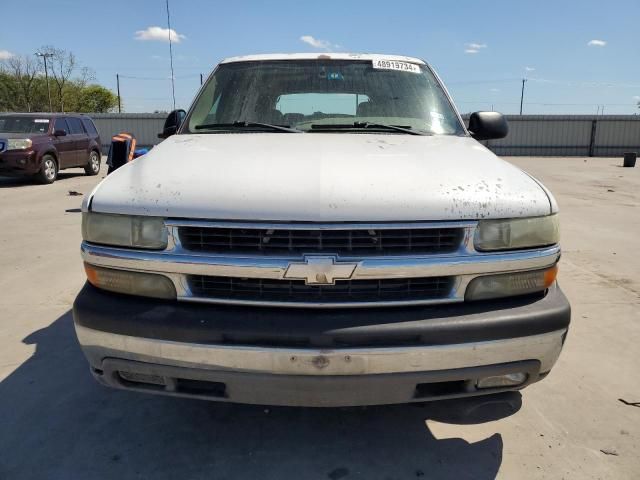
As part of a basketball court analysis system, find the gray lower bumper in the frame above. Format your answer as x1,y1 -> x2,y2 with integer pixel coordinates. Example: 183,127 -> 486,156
76,325 -> 566,406
95,358 -> 544,407
73,282 -> 570,406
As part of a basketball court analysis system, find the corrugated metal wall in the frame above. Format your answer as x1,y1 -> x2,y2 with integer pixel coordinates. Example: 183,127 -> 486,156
463,115 -> 640,156
593,118 -> 640,156
483,115 -> 595,156
90,113 -> 166,152
90,113 -> 640,156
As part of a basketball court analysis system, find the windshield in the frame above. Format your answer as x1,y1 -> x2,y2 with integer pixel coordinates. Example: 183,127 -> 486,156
0,116 -> 50,134
186,60 -> 465,135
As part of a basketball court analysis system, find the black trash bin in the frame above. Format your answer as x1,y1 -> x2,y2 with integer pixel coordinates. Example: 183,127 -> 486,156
107,132 -> 137,174
623,152 -> 636,168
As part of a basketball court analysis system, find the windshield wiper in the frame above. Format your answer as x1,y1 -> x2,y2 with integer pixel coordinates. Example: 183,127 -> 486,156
194,121 -> 302,133
310,122 -> 429,136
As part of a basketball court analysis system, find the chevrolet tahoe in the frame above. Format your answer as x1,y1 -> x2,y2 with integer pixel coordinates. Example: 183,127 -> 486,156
73,53 -> 570,407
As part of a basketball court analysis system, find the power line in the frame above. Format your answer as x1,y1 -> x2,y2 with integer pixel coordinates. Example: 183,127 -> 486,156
456,101 -> 637,106
527,77 -> 640,89
118,74 -> 169,81
447,78 -> 522,85
449,77 -> 640,89
117,73 -> 200,80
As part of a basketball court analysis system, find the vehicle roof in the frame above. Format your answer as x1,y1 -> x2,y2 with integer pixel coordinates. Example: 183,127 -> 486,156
0,112 -> 90,118
220,53 -> 426,65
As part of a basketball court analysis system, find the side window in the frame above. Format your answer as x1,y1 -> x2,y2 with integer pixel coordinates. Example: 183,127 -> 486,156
54,118 -> 69,133
188,76 -> 218,130
81,118 -> 98,135
66,117 -> 85,135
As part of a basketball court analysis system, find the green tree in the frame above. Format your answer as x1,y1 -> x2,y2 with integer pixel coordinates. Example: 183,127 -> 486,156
1,48 -> 118,113
67,84 -> 118,113
0,71 -> 22,111
38,46 -> 77,112
3,54 -> 40,111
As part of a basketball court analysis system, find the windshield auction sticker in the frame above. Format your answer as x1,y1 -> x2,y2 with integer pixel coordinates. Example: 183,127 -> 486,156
372,59 -> 420,73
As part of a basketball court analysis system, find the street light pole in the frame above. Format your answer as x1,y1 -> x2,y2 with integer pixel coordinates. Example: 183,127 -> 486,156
116,73 -> 121,113
35,52 -> 54,112
519,78 -> 527,115
166,0 -> 177,110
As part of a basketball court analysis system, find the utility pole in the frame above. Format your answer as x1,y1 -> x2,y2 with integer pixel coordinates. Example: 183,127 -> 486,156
519,78 -> 527,115
35,52 -> 54,112
166,0 -> 177,110
116,73 -> 121,113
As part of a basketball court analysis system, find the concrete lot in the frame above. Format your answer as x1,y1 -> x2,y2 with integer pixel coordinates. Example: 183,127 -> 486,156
0,157 -> 638,479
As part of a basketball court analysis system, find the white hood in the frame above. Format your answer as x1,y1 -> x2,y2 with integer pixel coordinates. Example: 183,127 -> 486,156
89,133 -> 553,221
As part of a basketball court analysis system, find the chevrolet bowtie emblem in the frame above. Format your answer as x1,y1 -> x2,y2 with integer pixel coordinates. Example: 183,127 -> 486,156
284,256 -> 358,285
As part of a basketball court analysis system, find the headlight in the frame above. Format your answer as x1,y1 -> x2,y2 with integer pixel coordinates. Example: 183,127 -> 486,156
475,214 -> 559,251
82,212 -> 168,249
84,263 -> 176,299
7,138 -> 33,150
465,265 -> 558,301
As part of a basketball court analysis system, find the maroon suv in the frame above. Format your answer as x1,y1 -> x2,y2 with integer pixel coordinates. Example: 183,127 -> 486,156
0,113 -> 102,184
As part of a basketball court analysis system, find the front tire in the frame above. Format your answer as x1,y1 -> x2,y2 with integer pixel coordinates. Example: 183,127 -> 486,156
84,150 -> 101,176
36,154 -> 58,184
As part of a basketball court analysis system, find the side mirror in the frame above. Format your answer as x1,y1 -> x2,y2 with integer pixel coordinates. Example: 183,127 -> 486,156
468,112 -> 508,141
158,109 -> 186,139
53,129 -> 67,137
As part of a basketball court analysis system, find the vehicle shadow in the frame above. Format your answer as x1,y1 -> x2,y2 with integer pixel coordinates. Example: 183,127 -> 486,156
0,171 -> 89,188
0,310 -> 520,480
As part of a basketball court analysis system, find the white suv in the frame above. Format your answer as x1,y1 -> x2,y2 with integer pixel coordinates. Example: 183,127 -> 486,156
74,53 -> 570,407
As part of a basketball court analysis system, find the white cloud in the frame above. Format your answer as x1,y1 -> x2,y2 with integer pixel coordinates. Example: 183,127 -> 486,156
634,95 -> 640,101
300,35 -> 336,50
490,88 -> 500,92
587,39 -> 606,47
464,43 -> 487,54
0,49 -> 14,60
525,66 -> 535,72
134,26 -> 186,43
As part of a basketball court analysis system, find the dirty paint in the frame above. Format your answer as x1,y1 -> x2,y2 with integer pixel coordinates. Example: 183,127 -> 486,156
89,133 -> 553,221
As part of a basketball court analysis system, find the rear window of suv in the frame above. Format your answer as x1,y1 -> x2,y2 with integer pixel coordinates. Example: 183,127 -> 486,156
81,118 -> 98,136
66,117 -> 85,135
53,118 -> 69,133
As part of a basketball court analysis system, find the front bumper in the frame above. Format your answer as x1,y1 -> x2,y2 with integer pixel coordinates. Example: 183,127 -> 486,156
0,151 -> 38,175
73,283 -> 570,406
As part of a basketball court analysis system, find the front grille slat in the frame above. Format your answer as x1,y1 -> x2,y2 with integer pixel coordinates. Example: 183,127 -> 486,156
188,275 -> 453,304
179,226 -> 463,256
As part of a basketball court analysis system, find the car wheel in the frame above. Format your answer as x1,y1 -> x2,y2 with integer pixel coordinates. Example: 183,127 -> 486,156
84,150 -> 101,176
36,154 -> 58,184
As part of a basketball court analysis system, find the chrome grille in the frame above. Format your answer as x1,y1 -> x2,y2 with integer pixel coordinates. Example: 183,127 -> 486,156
179,226 -> 463,255
188,275 -> 453,304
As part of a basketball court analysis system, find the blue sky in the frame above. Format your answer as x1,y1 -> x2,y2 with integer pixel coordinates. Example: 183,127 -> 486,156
1,0 -> 639,114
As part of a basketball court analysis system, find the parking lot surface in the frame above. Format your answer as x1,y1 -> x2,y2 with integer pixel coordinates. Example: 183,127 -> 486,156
0,157 -> 638,480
